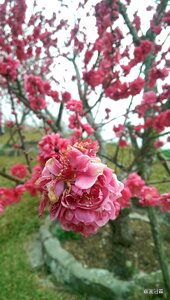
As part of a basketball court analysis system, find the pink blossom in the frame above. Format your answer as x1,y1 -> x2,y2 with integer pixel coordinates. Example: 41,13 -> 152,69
5,120 -> 14,128
76,139 -> 99,157
66,100 -> 84,114
134,40 -> 153,63
139,186 -> 160,207
143,91 -> 157,105
38,133 -> 70,167
11,163 -> 27,178
150,20 -> 162,34
84,50 -> 93,65
81,123 -> 94,135
113,124 -> 124,137
118,139 -> 128,148
128,77 -> 144,96
0,187 -> 23,210
146,6 -> 153,11
29,95 -> 46,110
163,10 -> 170,25
153,110 -> 170,132
159,193 -> 170,212
72,129 -> 82,138
133,13 -> 141,31
83,69 -> 105,89
48,91 -> 59,102
148,67 -> 169,88
134,124 -> 144,133
136,91 -> 157,117
24,166 -> 41,196
125,173 -> 145,197
0,56 -> 19,81
117,186 -> 132,208
154,139 -> 164,148
105,108 -> 111,119
38,141 -> 123,237
105,80 -> 129,100
62,91 -> 71,103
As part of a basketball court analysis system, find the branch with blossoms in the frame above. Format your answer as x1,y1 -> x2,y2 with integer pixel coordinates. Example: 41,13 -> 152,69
0,0 -> 170,296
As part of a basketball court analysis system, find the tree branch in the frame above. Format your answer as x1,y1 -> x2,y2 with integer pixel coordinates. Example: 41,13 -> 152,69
0,170 -> 25,185
117,1 -> 140,45
157,152 -> 170,175
7,80 -> 32,174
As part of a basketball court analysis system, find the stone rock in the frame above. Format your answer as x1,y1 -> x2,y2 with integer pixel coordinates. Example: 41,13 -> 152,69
129,212 -> 149,222
27,237 -> 44,269
39,225 -> 52,241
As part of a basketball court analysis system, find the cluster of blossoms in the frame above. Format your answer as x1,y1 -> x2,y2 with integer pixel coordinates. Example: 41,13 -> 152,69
0,56 -> 19,82
68,114 -> 94,136
24,75 -> 59,110
104,77 -> 144,100
0,164 -> 41,215
37,140 -> 124,237
38,133 -> 71,167
0,185 -> 25,214
133,40 -> 153,63
136,91 -> 157,117
118,172 -> 170,212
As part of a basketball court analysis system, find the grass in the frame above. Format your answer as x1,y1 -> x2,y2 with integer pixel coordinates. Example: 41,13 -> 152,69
0,127 -> 43,145
0,155 -> 86,300
0,194 -> 87,300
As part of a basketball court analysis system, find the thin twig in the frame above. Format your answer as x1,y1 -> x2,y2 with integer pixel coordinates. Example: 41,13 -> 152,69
0,170 -> 25,185
7,80 -> 32,173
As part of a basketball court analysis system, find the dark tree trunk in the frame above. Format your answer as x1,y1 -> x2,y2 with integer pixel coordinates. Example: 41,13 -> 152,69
110,208 -> 133,247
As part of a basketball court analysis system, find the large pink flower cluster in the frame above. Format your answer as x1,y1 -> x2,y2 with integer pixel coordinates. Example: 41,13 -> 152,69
38,140 -> 124,237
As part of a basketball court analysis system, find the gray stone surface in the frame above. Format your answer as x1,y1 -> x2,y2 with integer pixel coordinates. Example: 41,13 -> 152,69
27,218 -> 168,300
129,212 -> 149,222
27,237 -> 44,269
39,225 -> 52,241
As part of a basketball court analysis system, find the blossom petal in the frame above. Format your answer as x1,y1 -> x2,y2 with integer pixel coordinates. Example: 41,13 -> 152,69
75,208 -> 96,223
75,175 -> 98,189
55,181 -> 64,198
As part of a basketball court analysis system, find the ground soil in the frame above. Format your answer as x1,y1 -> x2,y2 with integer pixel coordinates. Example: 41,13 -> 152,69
60,218 -> 170,280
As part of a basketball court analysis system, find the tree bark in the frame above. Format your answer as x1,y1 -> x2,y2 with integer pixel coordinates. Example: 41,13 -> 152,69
110,209 -> 133,247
